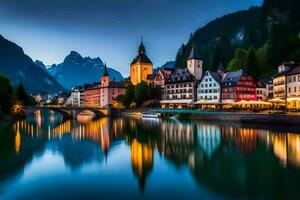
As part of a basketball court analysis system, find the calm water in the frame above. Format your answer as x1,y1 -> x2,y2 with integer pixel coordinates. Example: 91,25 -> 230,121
1,111 -> 300,200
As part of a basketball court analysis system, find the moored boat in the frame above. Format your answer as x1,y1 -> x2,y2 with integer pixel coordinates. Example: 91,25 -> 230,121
141,112 -> 160,118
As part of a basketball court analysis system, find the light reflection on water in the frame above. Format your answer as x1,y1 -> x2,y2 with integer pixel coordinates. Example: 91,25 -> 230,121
1,110 -> 300,199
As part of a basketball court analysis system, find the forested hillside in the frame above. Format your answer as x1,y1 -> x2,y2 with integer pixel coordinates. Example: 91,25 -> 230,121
175,0 -> 300,77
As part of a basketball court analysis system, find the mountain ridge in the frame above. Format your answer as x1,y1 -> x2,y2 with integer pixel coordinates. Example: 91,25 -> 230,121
0,34 -> 66,94
47,51 -> 124,89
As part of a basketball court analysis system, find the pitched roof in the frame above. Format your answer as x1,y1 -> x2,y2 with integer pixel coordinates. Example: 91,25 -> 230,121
187,43 -> 201,60
217,62 -> 224,72
286,65 -> 300,76
166,68 -> 194,83
221,70 -> 243,86
256,80 -> 266,88
131,41 -> 153,65
209,71 -> 222,83
108,81 -> 125,88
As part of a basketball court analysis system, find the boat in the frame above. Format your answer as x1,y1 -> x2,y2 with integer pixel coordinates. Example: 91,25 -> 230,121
141,111 -> 160,118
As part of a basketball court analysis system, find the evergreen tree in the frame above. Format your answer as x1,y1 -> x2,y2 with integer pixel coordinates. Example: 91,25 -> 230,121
16,83 -> 28,105
210,32 -> 232,70
0,74 -> 14,114
245,47 -> 259,77
227,48 -> 247,71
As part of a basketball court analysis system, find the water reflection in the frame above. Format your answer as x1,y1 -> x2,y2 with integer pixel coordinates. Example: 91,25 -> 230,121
1,111 -> 300,199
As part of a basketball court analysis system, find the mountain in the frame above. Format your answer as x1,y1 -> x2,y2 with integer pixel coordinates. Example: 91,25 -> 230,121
161,61 -> 175,68
48,51 -> 124,89
34,60 -> 47,71
175,0 -> 300,77
153,61 -> 175,74
175,7 -> 260,69
0,34 -> 66,94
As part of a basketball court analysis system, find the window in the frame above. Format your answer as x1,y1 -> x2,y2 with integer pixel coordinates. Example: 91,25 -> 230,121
289,87 -> 291,93
295,87 -> 297,93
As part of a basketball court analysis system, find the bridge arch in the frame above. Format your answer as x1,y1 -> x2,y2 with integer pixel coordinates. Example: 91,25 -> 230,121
23,106 -> 110,120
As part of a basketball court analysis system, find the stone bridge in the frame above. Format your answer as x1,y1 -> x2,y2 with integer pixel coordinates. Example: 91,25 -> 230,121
23,106 -> 111,119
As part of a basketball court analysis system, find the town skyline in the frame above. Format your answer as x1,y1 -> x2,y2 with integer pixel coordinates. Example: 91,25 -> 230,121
0,0 -> 262,76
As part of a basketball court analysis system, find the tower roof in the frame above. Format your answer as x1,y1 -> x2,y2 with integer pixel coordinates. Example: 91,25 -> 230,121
217,62 -> 224,71
131,38 -> 152,65
102,63 -> 109,77
187,43 -> 201,60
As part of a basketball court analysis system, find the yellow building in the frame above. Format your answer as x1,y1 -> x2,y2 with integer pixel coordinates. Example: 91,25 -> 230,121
130,40 -> 153,85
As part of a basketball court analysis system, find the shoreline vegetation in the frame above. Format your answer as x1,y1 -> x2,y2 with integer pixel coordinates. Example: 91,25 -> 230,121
0,73 -> 36,123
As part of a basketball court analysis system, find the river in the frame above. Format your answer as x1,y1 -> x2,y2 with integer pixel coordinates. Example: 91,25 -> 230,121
0,110 -> 300,199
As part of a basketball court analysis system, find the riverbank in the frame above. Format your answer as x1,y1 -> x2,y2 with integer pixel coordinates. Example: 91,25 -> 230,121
118,108 -> 300,125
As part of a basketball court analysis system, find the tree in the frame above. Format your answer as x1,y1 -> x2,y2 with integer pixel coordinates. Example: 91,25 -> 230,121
210,32 -> 233,70
227,48 -> 247,71
16,83 -> 27,105
135,81 -> 149,106
116,82 -> 135,108
245,47 -> 259,77
0,74 -> 14,114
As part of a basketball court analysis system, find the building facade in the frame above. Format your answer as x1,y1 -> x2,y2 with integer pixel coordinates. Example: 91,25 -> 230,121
84,64 -> 126,108
153,68 -> 173,100
273,62 -> 300,109
256,80 -> 268,101
221,70 -> 256,103
130,40 -> 153,85
196,71 -> 222,105
66,87 -> 81,107
160,44 -> 203,108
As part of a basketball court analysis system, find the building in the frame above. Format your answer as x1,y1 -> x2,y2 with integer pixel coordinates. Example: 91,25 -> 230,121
160,44 -> 203,108
221,70 -> 256,104
153,68 -> 173,99
263,78 -> 274,99
196,71 -> 222,107
84,64 -> 126,108
256,80 -> 268,101
286,64 -> 300,109
130,40 -> 153,85
65,87 -> 81,107
273,62 -> 300,110
84,83 -> 101,107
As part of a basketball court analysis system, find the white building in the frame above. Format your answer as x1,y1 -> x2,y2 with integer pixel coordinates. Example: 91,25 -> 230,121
160,44 -> 203,108
196,71 -> 222,107
65,87 -> 81,107
272,62 -> 300,110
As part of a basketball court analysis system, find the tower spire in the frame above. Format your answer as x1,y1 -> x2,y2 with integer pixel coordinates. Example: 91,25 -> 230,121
103,62 -> 109,77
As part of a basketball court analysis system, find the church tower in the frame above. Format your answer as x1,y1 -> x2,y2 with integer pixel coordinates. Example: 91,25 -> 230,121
101,63 -> 109,87
130,38 -> 153,85
187,43 -> 203,81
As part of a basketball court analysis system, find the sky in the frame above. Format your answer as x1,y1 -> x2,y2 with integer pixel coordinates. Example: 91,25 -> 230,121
0,0 -> 262,77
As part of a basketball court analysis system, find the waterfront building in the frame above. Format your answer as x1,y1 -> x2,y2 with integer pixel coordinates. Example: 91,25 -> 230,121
272,62 -> 300,109
130,40 -> 153,85
160,44 -> 203,108
84,64 -> 126,108
221,70 -> 256,104
153,68 -> 173,99
196,71 -> 222,107
263,78 -> 274,99
256,80 -> 268,101
65,87 -> 83,107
